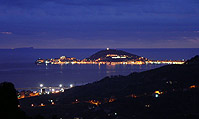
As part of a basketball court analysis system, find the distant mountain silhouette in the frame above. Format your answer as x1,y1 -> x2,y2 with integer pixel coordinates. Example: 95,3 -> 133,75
13,47 -> 34,50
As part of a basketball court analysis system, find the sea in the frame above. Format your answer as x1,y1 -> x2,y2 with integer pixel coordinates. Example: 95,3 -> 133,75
0,48 -> 198,88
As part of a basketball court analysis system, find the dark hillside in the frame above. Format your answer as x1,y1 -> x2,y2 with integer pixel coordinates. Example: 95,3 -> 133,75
185,55 -> 199,64
19,55 -> 199,119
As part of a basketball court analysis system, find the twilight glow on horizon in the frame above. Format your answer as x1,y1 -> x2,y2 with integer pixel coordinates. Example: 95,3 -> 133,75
0,0 -> 199,49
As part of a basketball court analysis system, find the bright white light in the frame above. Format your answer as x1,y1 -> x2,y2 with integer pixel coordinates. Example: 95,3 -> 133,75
59,84 -> 63,88
40,84 -> 43,87
70,84 -> 73,88
52,89 -> 55,92
155,94 -> 159,98
33,91 -> 37,93
107,48 -> 109,50
60,88 -> 64,92
31,104 -> 34,107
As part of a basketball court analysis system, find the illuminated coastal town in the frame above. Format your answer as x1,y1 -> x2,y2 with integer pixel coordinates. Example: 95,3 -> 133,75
36,48 -> 185,65
17,84 -> 72,99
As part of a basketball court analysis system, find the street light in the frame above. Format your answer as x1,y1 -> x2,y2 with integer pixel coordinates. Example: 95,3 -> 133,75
40,84 -> 43,87
40,84 -> 44,94
70,84 -> 73,88
59,84 -> 63,88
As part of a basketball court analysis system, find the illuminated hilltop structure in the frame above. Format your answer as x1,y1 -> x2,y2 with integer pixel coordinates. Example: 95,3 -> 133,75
35,48 -> 185,65
85,48 -> 148,62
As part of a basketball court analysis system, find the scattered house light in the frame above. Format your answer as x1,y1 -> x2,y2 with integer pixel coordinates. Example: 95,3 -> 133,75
169,81 -> 172,84
40,84 -> 43,87
131,94 -> 137,98
88,100 -> 101,106
153,90 -> 163,97
59,84 -> 63,88
40,103 -> 45,107
145,104 -> 150,108
190,85 -> 196,88
72,99 -> 80,104
31,104 -> 34,107
108,98 -> 116,103
155,94 -> 159,98
70,84 -> 73,88
60,88 -> 64,92
33,91 -> 37,93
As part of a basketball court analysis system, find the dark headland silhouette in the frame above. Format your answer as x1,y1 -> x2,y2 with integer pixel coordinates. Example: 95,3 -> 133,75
1,55 -> 199,119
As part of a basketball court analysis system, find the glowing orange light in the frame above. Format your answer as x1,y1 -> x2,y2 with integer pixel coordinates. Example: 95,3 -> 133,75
31,104 -> 34,107
88,100 -> 101,106
40,103 -> 45,107
108,98 -> 116,103
190,85 -> 196,88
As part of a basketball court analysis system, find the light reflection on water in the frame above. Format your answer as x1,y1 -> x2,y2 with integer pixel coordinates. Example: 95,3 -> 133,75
0,63 -> 164,88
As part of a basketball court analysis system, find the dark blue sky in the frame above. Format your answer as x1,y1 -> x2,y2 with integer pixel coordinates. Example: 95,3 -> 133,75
0,0 -> 199,48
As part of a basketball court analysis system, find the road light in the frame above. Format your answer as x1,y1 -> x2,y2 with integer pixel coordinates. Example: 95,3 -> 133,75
59,84 -> 63,88
40,84 -> 43,88
70,84 -> 73,88
40,84 -> 44,94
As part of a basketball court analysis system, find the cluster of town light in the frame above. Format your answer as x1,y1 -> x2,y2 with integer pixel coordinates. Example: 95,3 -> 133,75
39,83 -> 74,94
39,84 -> 74,88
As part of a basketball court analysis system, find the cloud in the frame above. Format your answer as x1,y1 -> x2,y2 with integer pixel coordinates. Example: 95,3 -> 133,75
0,32 -> 12,35
186,38 -> 199,43
0,0 -> 199,48
0,0 -> 198,17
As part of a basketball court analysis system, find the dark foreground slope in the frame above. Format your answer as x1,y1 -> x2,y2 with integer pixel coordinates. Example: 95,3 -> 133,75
0,82 -> 27,119
20,56 -> 199,119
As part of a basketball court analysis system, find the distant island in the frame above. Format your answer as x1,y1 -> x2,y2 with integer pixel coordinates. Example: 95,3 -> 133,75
36,48 -> 185,65
12,47 -> 34,50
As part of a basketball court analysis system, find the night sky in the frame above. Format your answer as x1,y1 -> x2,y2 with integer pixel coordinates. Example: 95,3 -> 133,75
0,0 -> 199,49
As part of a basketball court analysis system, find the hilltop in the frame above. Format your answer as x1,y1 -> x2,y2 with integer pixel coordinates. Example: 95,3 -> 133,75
86,48 -> 147,62
19,55 -> 199,119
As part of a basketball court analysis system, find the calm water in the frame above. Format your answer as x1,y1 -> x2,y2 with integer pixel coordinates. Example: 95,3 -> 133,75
0,48 -> 198,88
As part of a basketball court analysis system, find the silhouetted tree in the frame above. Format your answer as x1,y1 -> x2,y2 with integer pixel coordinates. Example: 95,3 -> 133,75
0,82 -> 27,119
